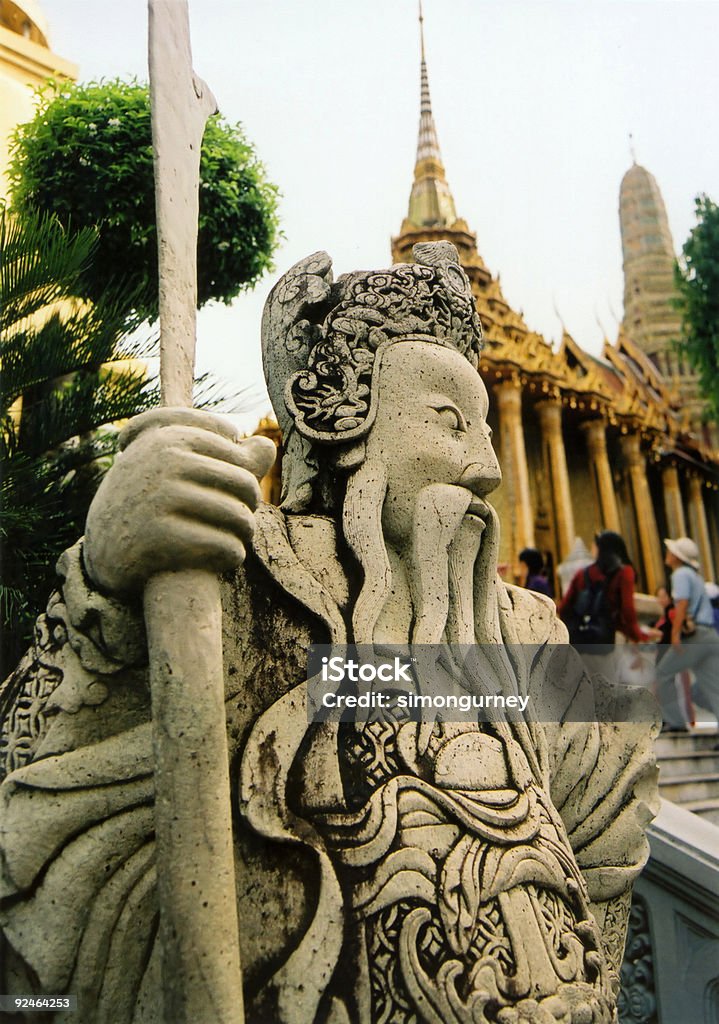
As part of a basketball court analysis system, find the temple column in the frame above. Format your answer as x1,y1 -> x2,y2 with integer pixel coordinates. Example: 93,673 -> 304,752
687,475 -> 715,579
661,465 -> 686,540
536,398 -> 575,561
620,432 -> 664,593
581,418 -> 620,532
495,381 -> 535,558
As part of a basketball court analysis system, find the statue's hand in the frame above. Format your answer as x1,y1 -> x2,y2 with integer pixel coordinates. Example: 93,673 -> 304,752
84,408 -> 277,595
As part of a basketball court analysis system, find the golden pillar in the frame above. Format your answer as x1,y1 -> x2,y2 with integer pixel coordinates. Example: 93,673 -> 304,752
495,381 -> 535,559
620,432 -> 663,593
581,418 -> 620,532
537,398 -> 575,561
687,475 -> 715,579
661,465 -> 686,540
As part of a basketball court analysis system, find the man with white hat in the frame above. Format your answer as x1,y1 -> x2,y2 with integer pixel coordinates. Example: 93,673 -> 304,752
657,536 -> 719,730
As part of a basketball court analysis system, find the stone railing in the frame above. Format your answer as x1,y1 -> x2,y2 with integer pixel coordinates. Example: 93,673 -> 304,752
619,799 -> 719,1023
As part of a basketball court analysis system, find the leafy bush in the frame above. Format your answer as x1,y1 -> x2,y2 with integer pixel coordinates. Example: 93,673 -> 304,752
8,78 -> 281,325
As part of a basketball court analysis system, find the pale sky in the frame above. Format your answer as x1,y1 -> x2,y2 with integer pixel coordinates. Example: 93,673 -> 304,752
37,1 -> 719,421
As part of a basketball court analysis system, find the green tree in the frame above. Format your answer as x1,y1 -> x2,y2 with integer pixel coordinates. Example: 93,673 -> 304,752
1,207 -> 159,669
8,78 -> 280,326
674,194 -> 719,419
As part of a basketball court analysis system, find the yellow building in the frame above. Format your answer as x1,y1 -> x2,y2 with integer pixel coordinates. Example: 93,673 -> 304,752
389,17 -> 719,594
0,0 -> 77,200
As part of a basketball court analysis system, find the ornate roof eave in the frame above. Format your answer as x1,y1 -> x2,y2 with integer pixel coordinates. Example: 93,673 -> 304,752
488,326 -> 609,405
559,329 -> 612,375
480,346 -> 559,377
615,328 -> 674,404
479,331 -> 614,411
393,220 -> 480,248
659,443 -> 719,481
672,423 -> 719,463
480,334 -> 557,378
601,339 -> 676,429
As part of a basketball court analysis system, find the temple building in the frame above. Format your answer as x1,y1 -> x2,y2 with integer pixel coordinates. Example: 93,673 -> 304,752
389,12 -> 719,594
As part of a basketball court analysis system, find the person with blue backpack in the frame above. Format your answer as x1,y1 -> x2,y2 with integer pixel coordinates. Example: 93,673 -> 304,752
656,537 -> 719,732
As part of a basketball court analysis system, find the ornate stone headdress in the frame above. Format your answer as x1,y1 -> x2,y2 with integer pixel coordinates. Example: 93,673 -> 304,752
261,241 -> 483,509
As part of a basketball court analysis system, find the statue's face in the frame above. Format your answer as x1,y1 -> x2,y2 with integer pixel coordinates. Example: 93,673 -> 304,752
363,340 -> 500,546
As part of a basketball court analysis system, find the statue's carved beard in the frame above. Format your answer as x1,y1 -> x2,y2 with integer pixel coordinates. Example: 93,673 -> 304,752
341,456 -> 526,735
342,456 -> 504,648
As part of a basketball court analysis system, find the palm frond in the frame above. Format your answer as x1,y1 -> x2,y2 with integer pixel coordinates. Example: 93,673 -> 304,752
1,208 -> 159,665
0,206 -> 98,331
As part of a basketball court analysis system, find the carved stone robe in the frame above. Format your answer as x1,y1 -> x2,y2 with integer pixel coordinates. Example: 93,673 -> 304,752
0,506 -> 659,1024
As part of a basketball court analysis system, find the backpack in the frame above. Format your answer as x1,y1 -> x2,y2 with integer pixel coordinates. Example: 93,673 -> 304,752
565,567 -> 617,652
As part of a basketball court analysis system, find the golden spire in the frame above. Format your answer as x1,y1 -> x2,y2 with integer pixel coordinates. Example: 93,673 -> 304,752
407,1 -> 457,228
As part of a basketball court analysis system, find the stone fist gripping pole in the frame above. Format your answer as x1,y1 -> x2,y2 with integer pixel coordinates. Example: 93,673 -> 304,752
84,411 -> 275,596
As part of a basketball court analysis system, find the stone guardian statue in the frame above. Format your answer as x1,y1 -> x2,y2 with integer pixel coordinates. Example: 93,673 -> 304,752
0,242 -> 659,1024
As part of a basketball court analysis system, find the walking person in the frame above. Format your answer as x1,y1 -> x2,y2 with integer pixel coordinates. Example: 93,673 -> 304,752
559,530 -> 658,676
656,537 -> 719,731
653,585 -> 694,727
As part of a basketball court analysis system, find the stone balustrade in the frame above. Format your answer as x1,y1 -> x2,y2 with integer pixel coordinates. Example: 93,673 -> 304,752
620,799 -> 719,1023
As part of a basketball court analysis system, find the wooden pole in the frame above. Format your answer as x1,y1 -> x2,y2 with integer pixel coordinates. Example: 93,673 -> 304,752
146,3 -> 244,1020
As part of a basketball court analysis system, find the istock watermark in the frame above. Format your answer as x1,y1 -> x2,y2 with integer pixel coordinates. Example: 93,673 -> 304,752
320,655 -> 415,684
305,644 -> 661,724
